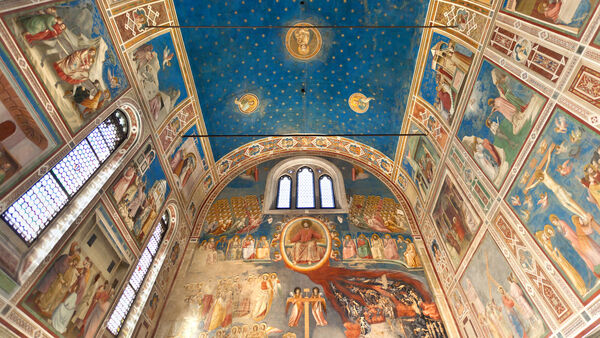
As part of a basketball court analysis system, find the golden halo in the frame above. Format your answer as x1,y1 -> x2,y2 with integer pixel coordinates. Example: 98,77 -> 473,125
235,93 -> 259,114
280,217 -> 331,272
285,23 -> 322,60
348,93 -> 372,114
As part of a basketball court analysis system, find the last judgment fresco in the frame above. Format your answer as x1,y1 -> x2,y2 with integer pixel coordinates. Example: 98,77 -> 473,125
156,157 -> 446,337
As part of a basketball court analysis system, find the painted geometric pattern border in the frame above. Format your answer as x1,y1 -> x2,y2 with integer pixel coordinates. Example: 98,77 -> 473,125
214,136 -> 394,181
569,65 -> 600,110
493,212 -> 573,323
193,137 -> 417,239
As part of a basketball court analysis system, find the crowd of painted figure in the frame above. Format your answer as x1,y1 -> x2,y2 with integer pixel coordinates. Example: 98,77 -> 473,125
194,322 -> 274,338
329,276 -> 445,337
28,242 -> 115,337
511,118 -> 600,297
195,232 -> 423,269
203,196 -> 263,236
174,273 -> 281,336
342,233 -> 423,268
194,231 -> 423,269
348,195 -> 410,233
196,235 -> 276,265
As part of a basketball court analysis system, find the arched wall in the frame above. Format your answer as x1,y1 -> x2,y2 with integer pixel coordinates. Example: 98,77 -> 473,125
191,137 -> 421,239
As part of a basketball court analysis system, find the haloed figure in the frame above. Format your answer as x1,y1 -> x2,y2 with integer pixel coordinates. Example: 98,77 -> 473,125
286,287 -> 304,327
294,28 -> 311,55
311,287 -> 327,326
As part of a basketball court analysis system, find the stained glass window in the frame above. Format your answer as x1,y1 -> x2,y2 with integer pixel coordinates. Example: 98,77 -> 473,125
51,140 -> 101,195
276,175 -> 292,209
296,167 -> 315,208
87,128 -> 112,162
106,285 -> 136,335
319,175 -> 335,208
146,232 -> 160,256
129,250 -> 153,291
1,175 -> 69,243
1,110 -> 128,245
107,212 -> 168,335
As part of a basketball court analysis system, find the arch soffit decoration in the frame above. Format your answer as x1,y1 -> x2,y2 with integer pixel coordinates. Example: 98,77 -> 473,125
192,138 -> 420,238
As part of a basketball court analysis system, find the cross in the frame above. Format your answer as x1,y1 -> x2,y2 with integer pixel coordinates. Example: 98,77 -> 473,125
285,287 -> 327,338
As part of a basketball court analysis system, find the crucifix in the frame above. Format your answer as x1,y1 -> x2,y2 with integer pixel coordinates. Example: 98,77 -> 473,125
285,287 -> 328,338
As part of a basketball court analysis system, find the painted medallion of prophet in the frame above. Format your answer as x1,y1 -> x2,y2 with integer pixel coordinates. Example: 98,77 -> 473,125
348,93 -> 374,113
285,23 -> 322,60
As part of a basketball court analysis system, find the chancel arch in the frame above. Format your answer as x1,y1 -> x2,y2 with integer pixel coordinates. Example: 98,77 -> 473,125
192,137 -> 418,237
155,151 -> 444,337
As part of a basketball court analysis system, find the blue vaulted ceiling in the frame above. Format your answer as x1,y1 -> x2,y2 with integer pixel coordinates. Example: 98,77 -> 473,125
173,0 -> 429,160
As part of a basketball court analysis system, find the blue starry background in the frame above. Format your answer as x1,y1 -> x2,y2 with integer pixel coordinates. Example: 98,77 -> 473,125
174,0 -> 429,160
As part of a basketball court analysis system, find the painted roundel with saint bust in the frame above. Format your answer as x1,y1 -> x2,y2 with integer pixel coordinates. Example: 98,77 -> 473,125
285,23 -> 322,60
281,217 -> 331,271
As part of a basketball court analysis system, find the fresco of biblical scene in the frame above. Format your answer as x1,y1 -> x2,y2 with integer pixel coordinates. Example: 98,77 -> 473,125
458,59 -> 547,188
0,52 -> 60,195
168,124 -> 208,201
155,213 -> 444,337
507,107 -> 600,301
503,0 -> 598,37
203,194 -> 264,237
401,123 -> 440,200
348,193 -> 410,233
158,240 -> 182,288
420,32 -> 474,127
432,170 -> 482,267
130,31 -> 187,127
109,139 -> 170,247
20,204 -> 131,337
201,157 -> 412,238
3,0 -> 128,133
341,233 -> 423,268
281,218 -> 330,271
145,291 -> 161,322
460,234 -> 548,337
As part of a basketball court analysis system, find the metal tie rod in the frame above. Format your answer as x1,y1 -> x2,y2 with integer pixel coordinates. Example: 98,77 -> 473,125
182,133 -> 427,138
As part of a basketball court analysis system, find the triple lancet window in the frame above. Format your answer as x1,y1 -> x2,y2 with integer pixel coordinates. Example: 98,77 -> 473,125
276,166 -> 335,210
267,157 -> 348,214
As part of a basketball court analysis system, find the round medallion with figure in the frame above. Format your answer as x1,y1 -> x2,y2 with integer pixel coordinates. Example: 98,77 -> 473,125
235,93 -> 259,114
285,23 -> 322,60
513,38 -> 532,64
348,93 -> 374,114
280,217 -> 331,271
